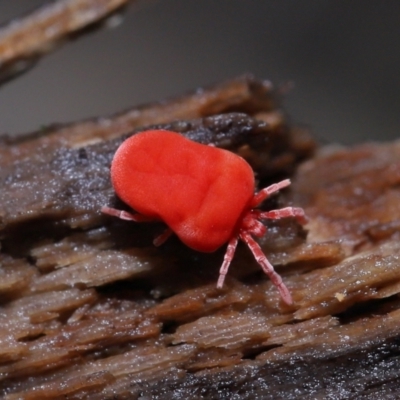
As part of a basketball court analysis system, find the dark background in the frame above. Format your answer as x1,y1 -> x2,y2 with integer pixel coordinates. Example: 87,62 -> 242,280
0,1 -> 399,144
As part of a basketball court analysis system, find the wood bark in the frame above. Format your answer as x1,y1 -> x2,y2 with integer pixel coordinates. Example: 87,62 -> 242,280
1,2 -> 399,399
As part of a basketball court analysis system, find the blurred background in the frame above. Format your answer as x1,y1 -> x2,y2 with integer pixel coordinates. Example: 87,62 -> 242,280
0,0 -> 399,144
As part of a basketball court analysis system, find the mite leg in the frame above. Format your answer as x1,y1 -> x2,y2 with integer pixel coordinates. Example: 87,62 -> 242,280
240,231 -> 293,305
217,236 -> 239,289
153,228 -> 173,246
101,206 -> 155,222
258,206 -> 308,225
250,179 -> 291,208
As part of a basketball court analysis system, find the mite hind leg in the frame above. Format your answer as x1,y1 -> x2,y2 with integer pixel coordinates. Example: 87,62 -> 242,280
217,236 -> 239,289
240,231 -> 293,305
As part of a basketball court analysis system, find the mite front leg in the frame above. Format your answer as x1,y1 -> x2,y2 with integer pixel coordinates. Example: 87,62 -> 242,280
258,206 -> 308,225
250,179 -> 291,208
101,206 -> 155,222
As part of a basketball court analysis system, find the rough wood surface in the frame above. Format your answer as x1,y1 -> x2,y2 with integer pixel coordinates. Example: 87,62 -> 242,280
0,74 -> 290,164
2,77 -> 400,398
1,3 -> 400,399
0,76 -> 322,399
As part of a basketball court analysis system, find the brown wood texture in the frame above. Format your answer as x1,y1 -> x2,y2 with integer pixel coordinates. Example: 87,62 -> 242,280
1,2 -> 400,399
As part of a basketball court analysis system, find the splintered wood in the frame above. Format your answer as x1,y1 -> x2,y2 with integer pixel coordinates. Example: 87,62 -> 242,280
2,77 -> 400,399
1,3 -> 400,397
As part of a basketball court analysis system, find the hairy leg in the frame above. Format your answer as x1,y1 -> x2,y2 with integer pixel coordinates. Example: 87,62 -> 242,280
217,236 -> 239,289
101,206 -> 156,222
250,179 -> 291,208
240,231 -> 293,305
258,206 -> 307,225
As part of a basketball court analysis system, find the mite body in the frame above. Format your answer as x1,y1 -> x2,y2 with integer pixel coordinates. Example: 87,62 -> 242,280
102,130 -> 306,305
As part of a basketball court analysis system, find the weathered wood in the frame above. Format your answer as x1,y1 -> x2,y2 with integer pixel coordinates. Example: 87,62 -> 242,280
0,112 -> 311,237
2,110 -> 400,398
0,76 -> 319,398
0,75 -> 292,165
2,2 -> 399,399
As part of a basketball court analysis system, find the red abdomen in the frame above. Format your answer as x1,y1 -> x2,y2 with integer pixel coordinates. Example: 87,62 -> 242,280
111,130 -> 255,252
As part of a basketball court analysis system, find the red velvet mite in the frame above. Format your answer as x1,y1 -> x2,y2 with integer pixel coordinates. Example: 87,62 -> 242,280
102,129 -> 307,305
